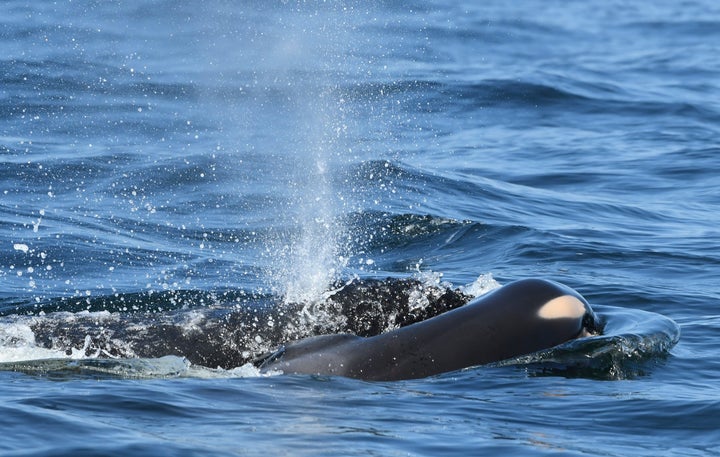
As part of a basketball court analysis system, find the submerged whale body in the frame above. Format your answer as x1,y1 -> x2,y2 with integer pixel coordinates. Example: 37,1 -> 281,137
258,279 -> 599,381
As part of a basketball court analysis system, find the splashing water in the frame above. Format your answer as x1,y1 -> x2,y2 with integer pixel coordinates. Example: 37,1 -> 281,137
254,5 -> 362,304
280,152 -> 348,304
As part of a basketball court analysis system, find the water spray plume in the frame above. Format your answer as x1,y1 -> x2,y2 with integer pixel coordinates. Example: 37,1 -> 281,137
255,4 -> 361,304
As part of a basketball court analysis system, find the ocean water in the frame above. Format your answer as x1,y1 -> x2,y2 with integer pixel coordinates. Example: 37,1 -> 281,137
1,0 -> 719,455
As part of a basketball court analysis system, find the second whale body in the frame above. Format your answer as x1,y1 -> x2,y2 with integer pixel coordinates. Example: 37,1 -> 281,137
259,278 -> 599,381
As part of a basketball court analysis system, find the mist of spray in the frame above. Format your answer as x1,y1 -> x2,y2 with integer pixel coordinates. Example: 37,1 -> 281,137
279,89 -> 348,304
254,4 -> 361,304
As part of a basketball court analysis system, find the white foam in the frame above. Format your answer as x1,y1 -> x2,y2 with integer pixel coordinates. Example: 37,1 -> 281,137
184,362 -> 270,379
461,273 -> 502,298
407,288 -> 430,312
0,346 -> 73,363
0,321 -> 85,363
413,268 -> 450,290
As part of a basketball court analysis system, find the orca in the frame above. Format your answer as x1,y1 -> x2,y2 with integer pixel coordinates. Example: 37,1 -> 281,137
258,278 -> 599,381
13,278 -> 470,369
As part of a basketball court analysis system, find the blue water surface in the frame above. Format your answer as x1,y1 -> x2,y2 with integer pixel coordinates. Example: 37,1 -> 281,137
1,1 -> 719,456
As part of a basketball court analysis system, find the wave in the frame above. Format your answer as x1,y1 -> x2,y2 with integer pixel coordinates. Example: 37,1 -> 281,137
336,76 -> 720,128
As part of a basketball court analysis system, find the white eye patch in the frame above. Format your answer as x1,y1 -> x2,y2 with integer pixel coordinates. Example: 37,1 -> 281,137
537,295 -> 586,319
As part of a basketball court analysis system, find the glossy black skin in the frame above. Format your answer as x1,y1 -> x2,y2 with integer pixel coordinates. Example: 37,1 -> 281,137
259,279 -> 598,381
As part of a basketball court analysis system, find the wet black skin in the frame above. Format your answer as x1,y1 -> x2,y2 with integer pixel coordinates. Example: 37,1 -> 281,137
259,279 -> 599,381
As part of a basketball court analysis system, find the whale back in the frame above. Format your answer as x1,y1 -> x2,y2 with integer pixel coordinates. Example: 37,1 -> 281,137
359,279 -> 597,380
262,279 -> 598,381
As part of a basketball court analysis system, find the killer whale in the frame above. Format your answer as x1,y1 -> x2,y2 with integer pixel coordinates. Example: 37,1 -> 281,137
7,278 -> 471,369
258,278 -> 599,381
2,277 -> 598,377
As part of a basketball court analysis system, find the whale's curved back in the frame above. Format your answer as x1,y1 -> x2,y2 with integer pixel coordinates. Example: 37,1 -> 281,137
262,279 -> 599,380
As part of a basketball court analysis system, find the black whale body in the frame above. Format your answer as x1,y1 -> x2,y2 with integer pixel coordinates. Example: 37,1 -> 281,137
259,279 -> 599,381
7,278 -> 598,379
16,278 -> 471,369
